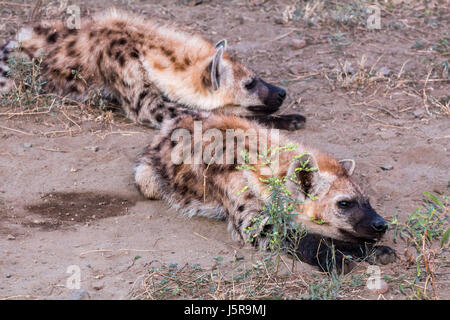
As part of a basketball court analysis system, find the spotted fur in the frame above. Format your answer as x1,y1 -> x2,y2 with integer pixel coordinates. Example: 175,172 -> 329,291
135,113 -> 395,272
0,9 -> 305,130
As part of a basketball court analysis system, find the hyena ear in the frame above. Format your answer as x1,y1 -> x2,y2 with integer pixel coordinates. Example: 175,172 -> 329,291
211,39 -> 227,91
214,39 -> 227,50
338,159 -> 356,176
286,153 -> 320,201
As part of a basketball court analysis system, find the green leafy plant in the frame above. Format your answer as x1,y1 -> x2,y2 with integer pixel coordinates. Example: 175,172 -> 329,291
388,192 -> 449,299
236,144 -> 313,273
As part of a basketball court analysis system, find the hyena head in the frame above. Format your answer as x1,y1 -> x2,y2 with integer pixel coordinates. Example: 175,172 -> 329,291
285,152 -> 388,243
202,40 -> 286,115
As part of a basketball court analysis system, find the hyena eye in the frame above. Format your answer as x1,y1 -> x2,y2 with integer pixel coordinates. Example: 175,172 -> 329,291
245,78 -> 257,90
337,200 -> 356,209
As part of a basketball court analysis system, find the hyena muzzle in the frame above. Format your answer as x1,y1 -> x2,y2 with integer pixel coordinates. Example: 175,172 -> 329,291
0,9 -> 305,131
134,112 -> 395,273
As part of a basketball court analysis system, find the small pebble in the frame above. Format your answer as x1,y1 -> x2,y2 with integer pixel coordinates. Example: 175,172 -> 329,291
380,164 -> 393,171
23,143 -> 32,148
275,16 -> 289,25
291,39 -> 307,49
7,234 -> 15,240
413,109 -> 424,118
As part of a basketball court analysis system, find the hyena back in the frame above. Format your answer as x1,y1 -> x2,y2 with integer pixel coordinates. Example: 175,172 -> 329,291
135,113 -> 395,272
0,9 -> 305,130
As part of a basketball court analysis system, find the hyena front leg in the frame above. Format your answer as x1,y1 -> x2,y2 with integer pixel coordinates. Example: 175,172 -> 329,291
291,234 -> 396,273
245,114 -> 306,131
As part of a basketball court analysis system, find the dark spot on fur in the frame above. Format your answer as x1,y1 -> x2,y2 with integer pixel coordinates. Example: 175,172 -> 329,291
67,39 -> 77,49
118,38 -> 127,45
0,81 -> 5,87
118,54 -> 125,66
108,71 -> 118,84
184,199 -> 191,206
238,205 -> 245,212
47,32 -> 58,43
135,90 -> 149,114
244,193 -> 254,200
184,57 -> 191,66
67,28 -> 78,35
19,47 -> 33,59
68,84 -> 79,94
121,79 -> 130,88
123,96 -> 131,105
130,49 -> 139,59
153,143 -> 161,152
156,114 -> 164,123
89,31 -> 97,39
160,46 -> 174,57
67,49 -> 78,57
34,25 -> 49,35
174,63 -> 186,72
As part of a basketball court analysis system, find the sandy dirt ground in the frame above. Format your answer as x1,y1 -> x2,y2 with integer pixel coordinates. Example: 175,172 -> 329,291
0,0 -> 449,299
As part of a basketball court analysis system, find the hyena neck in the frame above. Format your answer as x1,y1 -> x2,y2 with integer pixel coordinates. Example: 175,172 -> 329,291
144,52 -> 230,111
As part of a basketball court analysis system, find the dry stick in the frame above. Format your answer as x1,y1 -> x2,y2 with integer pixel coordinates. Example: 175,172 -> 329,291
0,110 -> 51,117
35,146 -> 68,153
422,69 -> 433,116
61,109 -> 81,130
265,29 -> 297,43
369,53 -> 384,75
362,113 -> 413,129
422,230 -> 438,299
397,60 -> 410,79
0,124 -> 34,135
79,248 -> 163,257
193,232 -> 209,241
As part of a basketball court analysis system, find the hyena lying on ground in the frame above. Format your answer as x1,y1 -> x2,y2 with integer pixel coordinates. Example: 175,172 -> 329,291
135,112 -> 396,272
0,9 -> 304,130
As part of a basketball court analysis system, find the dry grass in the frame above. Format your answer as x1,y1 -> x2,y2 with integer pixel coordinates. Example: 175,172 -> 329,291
129,255 -> 373,300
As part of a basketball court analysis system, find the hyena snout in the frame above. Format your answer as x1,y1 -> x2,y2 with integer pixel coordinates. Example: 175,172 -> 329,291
370,216 -> 388,233
247,79 -> 286,114
356,206 -> 388,240
339,200 -> 389,241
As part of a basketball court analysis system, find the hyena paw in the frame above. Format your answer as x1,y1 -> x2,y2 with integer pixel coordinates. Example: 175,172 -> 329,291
274,114 -> 306,131
369,245 -> 396,265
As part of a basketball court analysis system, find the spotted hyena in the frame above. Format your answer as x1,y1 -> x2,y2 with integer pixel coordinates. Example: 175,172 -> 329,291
134,112 -> 395,272
0,9 -> 305,130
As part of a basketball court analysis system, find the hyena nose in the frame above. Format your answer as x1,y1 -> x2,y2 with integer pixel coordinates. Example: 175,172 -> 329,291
371,218 -> 388,233
277,89 -> 286,101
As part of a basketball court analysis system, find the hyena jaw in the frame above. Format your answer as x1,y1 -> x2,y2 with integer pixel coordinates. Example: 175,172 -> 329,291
1,9 -> 305,131
135,112 -> 395,273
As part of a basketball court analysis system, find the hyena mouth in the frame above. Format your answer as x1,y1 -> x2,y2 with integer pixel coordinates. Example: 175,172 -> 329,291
338,229 -> 380,243
247,104 -> 280,115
